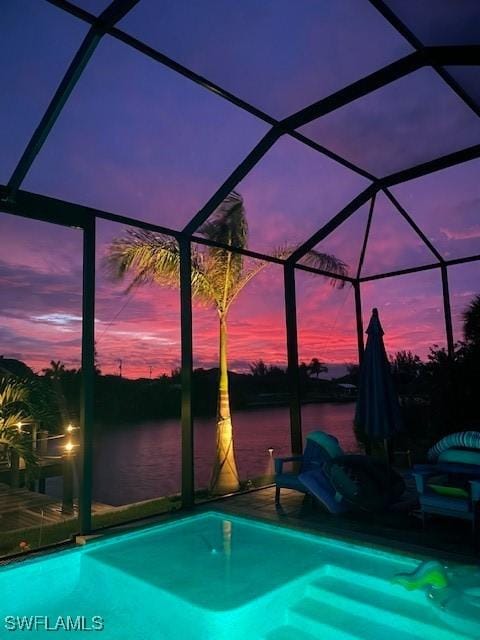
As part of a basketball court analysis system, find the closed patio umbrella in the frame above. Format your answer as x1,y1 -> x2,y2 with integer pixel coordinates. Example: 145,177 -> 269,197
355,308 -> 403,460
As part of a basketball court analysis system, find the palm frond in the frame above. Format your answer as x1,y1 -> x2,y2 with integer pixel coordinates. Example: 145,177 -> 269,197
197,191 -> 247,304
198,191 -> 248,250
226,259 -> 270,310
301,249 -> 348,286
0,377 -> 29,410
104,228 -> 220,307
270,244 -> 348,288
0,379 -> 38,471
0,425 -> 38,469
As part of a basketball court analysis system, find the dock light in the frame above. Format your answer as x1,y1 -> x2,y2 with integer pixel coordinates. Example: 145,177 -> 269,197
66,423 -> 74,433
268,447 -> 274,456
16,422 -> 23,433
64,441 -> 74,455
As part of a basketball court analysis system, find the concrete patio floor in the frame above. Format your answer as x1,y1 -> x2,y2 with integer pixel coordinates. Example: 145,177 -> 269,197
207,486 -> 478,563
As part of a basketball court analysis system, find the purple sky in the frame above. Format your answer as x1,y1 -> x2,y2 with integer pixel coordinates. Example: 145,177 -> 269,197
0,1 -> 479,377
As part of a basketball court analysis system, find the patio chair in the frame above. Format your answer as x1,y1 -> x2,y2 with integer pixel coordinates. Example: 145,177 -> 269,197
413,431 -> 480,536
275,430 -> 406,513
274,430 -> 342,507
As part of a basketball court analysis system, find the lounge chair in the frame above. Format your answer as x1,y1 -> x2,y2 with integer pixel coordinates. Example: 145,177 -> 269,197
413,431 -> 480,536
275,430 -> 405,513
274,431 -> 345,512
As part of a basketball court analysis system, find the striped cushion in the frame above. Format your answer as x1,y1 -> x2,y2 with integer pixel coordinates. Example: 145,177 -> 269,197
428,431 -> 480,462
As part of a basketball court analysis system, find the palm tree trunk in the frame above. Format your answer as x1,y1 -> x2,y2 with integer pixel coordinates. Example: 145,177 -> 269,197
209,315 -> 240,494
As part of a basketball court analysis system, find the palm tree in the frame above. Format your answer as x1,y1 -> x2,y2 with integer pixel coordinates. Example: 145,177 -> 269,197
0,377 -> 37,470
463,294 -> 480,348
105,191 -> 347,494
308,357 -> 328,378
42,360 -> 66,379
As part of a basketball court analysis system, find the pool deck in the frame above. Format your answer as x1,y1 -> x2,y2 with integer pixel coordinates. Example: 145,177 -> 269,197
2,483 -> 477,565
0,483 -> 113,533
204,486 -> 478,563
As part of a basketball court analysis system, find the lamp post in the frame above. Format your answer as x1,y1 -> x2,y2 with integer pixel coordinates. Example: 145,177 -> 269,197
268,447 -> 275,480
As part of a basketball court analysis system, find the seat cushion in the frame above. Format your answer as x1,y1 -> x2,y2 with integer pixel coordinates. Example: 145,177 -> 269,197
438,448 -> 480,466
324,455 -> 387,512
428,483 -> 469,498
420,494 -> 470,513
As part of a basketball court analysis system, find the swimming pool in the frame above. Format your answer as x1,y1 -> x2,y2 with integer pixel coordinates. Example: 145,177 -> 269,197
2,512 -> 478,639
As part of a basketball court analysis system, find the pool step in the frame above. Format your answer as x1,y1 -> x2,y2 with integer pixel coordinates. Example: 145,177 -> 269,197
306,575 -> 463,640
264,625 -> 322,640
287,596 -> 429,640
265,567 -> 472,640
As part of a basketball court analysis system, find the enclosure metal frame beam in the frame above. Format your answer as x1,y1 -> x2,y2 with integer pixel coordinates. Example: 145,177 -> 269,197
441,265 -> 455,358
38,1 -> 480,241
382,189 -> 444,263
356,195 -> 376,279
284,264 -> 302,455
290,142 -> 480,267
287,184 -> 378,263
79,217 -> 96,535
179,238 -> 194,507
279,46 -> 480,132
359,253 -> 480,283
0,186 -> 349,283
45,0 -> 377,184
183,129 -> 280,234
380,144 -> 480,188
368,0 -> 480,119
6,0 -> 139,195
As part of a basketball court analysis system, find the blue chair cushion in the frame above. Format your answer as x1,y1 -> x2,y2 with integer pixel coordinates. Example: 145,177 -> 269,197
438,448 -> 480,466
305,431 -> 343,460
275,472 -> 310,493
299,469 -> 346,514
420,494 -> 471,514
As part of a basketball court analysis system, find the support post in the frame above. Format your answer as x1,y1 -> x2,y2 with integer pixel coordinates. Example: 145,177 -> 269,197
353,281 -> 365,365
441,265 -> 455,358
284,264 -> 302,455
79,219 -> 95,534
179,237 -> 194,507
353,281 -> 370,455
62,453 -> 75,514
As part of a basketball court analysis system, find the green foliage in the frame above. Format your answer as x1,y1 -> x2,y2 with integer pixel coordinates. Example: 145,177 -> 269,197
463,293 -> 480,347
0,376 -> 38,471
308,357 -> 328,378
390,350 -> 423,389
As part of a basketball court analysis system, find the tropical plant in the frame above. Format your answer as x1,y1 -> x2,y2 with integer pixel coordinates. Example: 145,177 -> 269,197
308,357 -> 328,378
0,377 -> 37,470
463,294 -> 480,348
105,191 -> 347,494
249,360 -> 268,377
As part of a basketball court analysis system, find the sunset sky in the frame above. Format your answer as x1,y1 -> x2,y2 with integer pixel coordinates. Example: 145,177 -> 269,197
1,1 -> 479,378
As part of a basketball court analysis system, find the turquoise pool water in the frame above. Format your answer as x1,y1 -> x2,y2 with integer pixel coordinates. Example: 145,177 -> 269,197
1,512 -> 479,639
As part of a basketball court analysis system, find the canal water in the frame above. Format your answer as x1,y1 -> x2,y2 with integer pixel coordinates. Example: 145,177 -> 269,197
90,402 -> 357,506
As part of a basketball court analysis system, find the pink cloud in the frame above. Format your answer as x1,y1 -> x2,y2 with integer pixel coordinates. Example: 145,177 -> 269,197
440,226 -> 480,241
